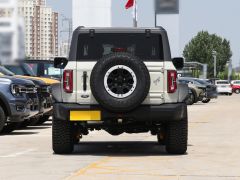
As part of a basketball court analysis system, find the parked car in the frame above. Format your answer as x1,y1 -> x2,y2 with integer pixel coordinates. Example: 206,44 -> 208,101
4,63 -> 60,85
178,78 -> 205,105
0,74 -> 39,133
0,65 -> 56,125
194,79 -> 218,103
215,80 -> 232,95
23,60 -> 62,80
231,80 -> 240,94
208,78 -> 220,85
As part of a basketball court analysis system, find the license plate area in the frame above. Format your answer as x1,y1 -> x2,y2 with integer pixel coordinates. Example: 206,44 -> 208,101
70,111 -> 101,121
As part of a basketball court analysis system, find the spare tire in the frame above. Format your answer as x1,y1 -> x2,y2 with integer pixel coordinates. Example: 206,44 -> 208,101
90,53 -> 150,112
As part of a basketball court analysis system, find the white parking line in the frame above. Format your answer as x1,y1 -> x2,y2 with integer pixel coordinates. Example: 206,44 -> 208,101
0,149 -> 36,158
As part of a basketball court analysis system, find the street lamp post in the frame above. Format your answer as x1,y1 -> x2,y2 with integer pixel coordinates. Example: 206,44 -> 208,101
228,59 -> 233,82
212,50 -> 217,78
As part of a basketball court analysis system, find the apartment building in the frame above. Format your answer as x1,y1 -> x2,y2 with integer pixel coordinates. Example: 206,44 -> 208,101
59,41 -> 69,57
18,0 -> 58,59
0,0 -> 25,64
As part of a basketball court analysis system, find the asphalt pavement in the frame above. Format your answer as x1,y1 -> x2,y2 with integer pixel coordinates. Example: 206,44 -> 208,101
0,95 -> 240,180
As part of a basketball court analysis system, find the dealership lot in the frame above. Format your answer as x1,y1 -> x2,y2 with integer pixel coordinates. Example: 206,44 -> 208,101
0,95 -> 240,180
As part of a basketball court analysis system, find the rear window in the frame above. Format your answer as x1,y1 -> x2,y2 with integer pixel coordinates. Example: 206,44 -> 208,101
26,62 -> 62,78
179,79 -> 190,84
0,66 -> 15,76
5,66 -> 25,75
194,79 -> 207,85
27,63 -> 39,75
233,81 -> 240,84
216,81 -> 229,85
5,65 -> 36,76
77,33 -> 164,61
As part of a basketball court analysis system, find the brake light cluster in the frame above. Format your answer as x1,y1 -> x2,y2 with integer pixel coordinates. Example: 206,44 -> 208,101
63,70 -> 73,93
168,70 -> 177,93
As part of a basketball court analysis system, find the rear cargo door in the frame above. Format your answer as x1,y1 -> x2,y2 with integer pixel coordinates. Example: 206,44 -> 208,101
75,32 -> 165,105
143,62 -> 165,105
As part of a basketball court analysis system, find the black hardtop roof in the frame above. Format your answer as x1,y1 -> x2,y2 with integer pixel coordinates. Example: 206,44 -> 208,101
74,26 -> 166,33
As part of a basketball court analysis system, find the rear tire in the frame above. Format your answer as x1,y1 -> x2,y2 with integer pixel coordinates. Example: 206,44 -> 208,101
185,89 -> 195,105
202,98 -> 211,103
52,119 -> 74,154
20,120 -> 31,128
235,89 -> 240,94
0,106 -> 6,132
166,115 -> 188,154
2,123 -> 21,134
28,117 -> 40,126
37,115 -> 50,125
157,130 -> 166,145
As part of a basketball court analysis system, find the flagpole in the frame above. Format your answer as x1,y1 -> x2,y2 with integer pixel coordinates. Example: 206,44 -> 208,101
133,0 -> 137,27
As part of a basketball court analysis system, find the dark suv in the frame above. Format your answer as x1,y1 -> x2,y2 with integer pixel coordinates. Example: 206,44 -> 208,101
0,75 -> 39,133
0,66 -> 53,125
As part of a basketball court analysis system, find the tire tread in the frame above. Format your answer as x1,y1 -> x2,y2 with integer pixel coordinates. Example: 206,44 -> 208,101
52,119 -> 74,154
166,115 -> 188,154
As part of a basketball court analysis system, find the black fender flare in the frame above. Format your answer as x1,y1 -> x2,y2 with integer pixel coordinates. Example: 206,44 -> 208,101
0,92 -> 11,116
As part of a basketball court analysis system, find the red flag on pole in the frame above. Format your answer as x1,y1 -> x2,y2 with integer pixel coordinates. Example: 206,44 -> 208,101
125,0 -> 134,9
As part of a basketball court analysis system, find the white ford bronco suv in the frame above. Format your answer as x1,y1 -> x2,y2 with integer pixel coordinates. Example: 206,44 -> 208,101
53,27 -> 188,154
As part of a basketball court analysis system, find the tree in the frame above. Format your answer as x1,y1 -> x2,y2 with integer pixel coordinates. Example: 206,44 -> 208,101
183,31 -> 232,78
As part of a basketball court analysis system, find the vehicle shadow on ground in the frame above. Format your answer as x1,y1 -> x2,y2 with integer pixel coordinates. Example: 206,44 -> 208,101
193,101 -> 217,106
25,126 -> 51,130
70,141 -> 188,157
0,131 -> 39,136
41,122 -> 52,126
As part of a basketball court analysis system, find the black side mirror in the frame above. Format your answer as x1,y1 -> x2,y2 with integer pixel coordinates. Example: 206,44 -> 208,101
54,57 -> 68,69
172,57 -> 184,70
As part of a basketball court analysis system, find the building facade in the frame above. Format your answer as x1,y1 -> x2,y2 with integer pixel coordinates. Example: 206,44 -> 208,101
18,0 -> 58,59
59,41 -> 69,57
0,0 -> 25,64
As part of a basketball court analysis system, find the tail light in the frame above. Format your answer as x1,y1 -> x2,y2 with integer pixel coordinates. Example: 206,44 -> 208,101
168,70 -> 177,93
63,70 -> 73,93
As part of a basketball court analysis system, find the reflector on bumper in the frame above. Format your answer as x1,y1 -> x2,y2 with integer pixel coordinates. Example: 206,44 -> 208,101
70,111 -> 101,121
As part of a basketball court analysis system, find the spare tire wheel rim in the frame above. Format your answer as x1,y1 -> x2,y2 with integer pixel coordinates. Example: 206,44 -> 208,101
104,65 -> 137,99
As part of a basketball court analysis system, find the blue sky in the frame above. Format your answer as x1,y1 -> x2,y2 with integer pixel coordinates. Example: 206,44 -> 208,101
47,0 -> 240,67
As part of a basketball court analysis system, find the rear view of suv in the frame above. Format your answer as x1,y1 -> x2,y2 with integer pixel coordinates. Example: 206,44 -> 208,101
52,27 -> 188,155
215,80 -> 232,95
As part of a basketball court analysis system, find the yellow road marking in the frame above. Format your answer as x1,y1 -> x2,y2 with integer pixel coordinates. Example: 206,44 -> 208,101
66,108 -> 213,179
66,157 -> 111,180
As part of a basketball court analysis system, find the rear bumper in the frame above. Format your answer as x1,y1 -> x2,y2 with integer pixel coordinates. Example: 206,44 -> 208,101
206,91 -> 218,99
217,88 -> 232,94
53,103 -> 187,123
